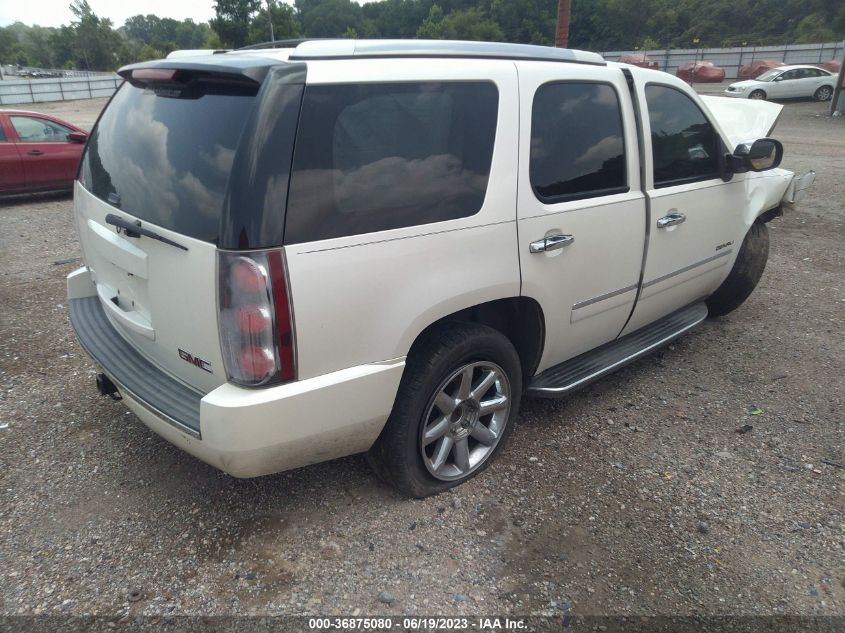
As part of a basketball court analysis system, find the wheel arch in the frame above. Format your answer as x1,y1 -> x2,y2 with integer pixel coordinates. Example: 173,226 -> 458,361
404,297 -> 546,382
816,84 -> 834,100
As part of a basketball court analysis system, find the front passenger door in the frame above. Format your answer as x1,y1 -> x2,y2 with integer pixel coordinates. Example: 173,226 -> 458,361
0,115 -> 25,193
622,83 -> 746,334
771,69 -> 801,98
10,115 -> 78,190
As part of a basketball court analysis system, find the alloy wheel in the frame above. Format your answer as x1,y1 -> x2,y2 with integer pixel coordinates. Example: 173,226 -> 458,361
420,361 -> 511,481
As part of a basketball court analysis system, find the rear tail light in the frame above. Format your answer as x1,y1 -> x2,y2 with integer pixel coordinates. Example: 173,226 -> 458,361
218,250 -> 295,387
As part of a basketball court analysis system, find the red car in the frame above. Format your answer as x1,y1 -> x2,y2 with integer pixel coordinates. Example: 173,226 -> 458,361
0,110 -> 88,195
817,59 -> 841,74
619,53 -> 660,70
738,59 -> 782,80
676,61 -> 726,83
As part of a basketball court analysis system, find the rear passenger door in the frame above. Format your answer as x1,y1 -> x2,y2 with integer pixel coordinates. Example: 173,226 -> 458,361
804,68 -> 831,96
516,62 -> 647,373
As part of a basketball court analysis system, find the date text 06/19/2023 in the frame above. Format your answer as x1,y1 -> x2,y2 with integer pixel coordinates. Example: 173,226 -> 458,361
307,617 -> 528,630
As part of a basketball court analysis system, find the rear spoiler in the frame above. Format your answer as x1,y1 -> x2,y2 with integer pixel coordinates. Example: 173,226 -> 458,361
117,56 -> 290,87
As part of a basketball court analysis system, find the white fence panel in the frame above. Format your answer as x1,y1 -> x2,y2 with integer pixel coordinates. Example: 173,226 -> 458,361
0,75 -> 122,105
603,41 -> 844,79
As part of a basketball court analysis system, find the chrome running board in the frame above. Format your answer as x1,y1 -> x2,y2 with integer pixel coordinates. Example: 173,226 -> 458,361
527,302 -> 708,397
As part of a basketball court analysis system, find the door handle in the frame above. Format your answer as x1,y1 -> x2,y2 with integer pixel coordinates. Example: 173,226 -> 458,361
26,150 -> 44,156
657,212 -> 686,229
529,233 -> 575,253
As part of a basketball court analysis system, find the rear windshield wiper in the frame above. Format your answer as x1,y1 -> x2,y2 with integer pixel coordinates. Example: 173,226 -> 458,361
105,213 -> 188,251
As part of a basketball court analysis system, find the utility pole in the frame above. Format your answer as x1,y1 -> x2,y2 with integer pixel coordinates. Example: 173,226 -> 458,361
831,39 -> 845,115
555,0 -> 571,48
267,0 -> 275,42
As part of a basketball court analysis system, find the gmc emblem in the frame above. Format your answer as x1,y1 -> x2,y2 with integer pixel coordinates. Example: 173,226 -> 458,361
178,348 -> 213,373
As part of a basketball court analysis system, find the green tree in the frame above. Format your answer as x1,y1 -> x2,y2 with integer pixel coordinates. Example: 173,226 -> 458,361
0,27 -> 20,64
211,0 -> 261,48
417,5 -> 504,41
205,30 -> 225,48
298,0 -> 363,37
48,1 -> 128,70
641,36 -> 660,50
794,14 -> 837,43
490,0 -> 555,45
6,22 -> 59,67
361,0 -> 434,39
247,1 -> 301,44
416,4 -> 445,39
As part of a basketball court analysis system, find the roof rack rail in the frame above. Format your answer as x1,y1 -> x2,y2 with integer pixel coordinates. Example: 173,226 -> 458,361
236,38 -> 317,51
287,39 -> 605,66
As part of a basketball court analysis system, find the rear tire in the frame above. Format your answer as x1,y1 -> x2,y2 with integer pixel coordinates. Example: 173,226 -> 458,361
749,89 -> 766,100
814,85 -> 833,102
368,323 -> 522,498
706,220 -> 769,318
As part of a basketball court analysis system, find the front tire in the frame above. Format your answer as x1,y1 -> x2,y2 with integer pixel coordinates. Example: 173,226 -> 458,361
814,85 -> 833,102
368,323 -> 522,498
749,89 -> 767,100
706,220 -> 769,317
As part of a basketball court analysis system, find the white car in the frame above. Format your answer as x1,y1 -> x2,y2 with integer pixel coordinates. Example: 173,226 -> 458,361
725,64 -> 836,101
67,40 -> 814,497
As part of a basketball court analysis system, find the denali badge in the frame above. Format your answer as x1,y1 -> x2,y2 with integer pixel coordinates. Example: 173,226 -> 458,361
178,348 -> 213,373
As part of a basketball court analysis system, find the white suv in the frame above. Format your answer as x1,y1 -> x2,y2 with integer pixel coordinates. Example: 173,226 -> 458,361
68,40 -> 813,497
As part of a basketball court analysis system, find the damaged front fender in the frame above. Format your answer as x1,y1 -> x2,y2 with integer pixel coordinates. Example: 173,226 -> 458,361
700,95 -> 815,221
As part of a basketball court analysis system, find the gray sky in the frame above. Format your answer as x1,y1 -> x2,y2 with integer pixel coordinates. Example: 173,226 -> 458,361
0,0 -> 300,29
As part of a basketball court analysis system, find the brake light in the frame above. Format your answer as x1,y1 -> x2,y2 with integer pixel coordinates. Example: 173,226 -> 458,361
218,250 -> 295,387
132,68 -> 179,82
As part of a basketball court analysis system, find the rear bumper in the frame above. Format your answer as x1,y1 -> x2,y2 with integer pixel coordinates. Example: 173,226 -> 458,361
68,275 -> 404,477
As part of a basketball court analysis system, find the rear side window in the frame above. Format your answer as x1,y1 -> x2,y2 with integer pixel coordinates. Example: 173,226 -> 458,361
284,81 -> 498,244
80,83 -> 256,243
530,82 -> 627,202
645,85 -> 720,188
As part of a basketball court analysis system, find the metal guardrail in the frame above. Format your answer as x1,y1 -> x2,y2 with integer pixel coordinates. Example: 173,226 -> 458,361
602,41 -> 843,80
0,75 -> 122,105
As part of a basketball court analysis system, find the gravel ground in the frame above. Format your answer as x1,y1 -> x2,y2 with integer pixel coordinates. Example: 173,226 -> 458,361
0,96 -> 843,624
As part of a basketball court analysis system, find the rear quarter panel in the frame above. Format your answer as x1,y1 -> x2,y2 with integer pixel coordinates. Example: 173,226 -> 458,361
284,59 -> 520,380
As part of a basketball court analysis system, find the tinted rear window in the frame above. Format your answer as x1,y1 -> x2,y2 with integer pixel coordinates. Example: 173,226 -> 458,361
80,82 -> 255,243
284,81 -> 498,244
530,82 -> 627,202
